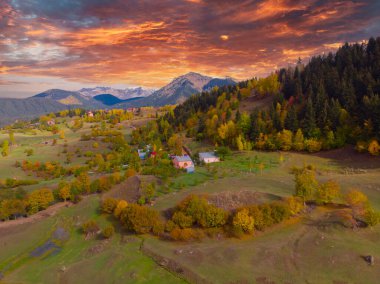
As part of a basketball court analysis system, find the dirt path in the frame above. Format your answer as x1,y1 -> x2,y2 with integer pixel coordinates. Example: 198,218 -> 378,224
0,201 -> 72,230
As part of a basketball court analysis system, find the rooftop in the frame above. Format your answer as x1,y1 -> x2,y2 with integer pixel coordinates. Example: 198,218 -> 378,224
199,152 -> 218,159
174,155 -> 193,162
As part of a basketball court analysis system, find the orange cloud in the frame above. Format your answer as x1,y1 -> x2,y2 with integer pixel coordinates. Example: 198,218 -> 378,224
0,0 -> 379,95
64,21 -> 167,47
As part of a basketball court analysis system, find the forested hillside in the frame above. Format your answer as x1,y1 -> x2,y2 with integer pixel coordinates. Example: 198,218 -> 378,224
163,37 -> 380,155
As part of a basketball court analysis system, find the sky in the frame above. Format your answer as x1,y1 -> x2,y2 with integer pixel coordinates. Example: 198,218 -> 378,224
0,0 -> 380,98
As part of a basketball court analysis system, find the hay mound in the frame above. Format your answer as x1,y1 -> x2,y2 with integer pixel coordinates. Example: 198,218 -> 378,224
207,190 -> 278,211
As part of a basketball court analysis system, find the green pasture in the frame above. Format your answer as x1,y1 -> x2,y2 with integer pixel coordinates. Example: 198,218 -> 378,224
0,195 -> 183,284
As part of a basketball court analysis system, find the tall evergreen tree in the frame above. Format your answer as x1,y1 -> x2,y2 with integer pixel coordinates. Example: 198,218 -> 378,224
304,97 -> 317,138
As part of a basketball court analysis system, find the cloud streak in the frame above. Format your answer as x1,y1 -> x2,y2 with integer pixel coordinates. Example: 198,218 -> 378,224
0,0 -> 379,97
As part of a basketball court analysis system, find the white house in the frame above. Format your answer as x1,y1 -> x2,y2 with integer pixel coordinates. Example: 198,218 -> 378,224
199,152 -> 220,164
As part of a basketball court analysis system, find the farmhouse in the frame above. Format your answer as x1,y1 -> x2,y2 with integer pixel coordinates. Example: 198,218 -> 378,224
173,155 -> 195,173
87,111 -> 94,117
199,152 -> 220,164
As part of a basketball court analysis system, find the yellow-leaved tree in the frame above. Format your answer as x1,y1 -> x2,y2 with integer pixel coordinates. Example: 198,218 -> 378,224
232,208 -> 254,234
114,200 -> 128,218
368,140 -> 380,156
27,188 -> 54,214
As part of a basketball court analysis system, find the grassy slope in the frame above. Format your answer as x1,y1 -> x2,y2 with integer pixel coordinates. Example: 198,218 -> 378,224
148,149 -> 380,283
0,195 -> 183,284
1,117 -> 380,283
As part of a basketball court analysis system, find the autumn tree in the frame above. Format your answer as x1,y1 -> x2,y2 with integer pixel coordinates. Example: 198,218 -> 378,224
75,172 -> 91,194
168,134 -> 184,155
118,204 -> 163,234
175,195 -> 227,228
82,220 -> 99,235
292,129 -> 304,151
294,166 -> 319,203
59,130 -> 65,139
364,208 -> 380,227
345,190 -> 368,208
232,208 -> 254,234
59,184 -> 71,201
124,168 -> 136,179
101,197 -> 118,214
201,205 -> 227,228
172,211 -> 193,228
286,196 -> 304,215
142,183 -> 156,203
368,140 -> 380,156
0,199 -> 27,220
102,225 -> 115,239
1,140 -> 10,157
278,129 -> 293,151
114,200 -> 128,218
27,188 -> 54,214
316,180 -> 340,204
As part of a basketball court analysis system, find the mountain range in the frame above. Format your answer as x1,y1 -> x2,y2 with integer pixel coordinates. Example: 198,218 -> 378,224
118,72 -> 235,108
0,72 -> 235,125
78,86 -> 155,99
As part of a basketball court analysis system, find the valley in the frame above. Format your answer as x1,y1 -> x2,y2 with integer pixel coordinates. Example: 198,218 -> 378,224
0,6 -> 379,280
0,93 -> 379,283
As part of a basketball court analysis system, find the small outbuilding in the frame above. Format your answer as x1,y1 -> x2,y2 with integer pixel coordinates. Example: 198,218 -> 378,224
138,149 -> 147,160
199,152 -> 220,164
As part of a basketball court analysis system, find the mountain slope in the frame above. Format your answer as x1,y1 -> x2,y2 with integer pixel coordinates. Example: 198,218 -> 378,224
93,94 -> 124,106
118,72 -> 236,107
93,94 -> 144,106
34,89 -> 105,108
0,72 -> 235,125
79,87 -> 155,99
0,97 -> 71,126
202,77 -> 236,91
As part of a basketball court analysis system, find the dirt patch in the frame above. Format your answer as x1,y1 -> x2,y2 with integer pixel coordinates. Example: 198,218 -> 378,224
86,239 -> 109,257
207,190 -> 280,211
103,175 -> 161,203
312,146 -> 380,169
174,247 -> 204,264
102,176 -> 141,203
141,244 -> 211,284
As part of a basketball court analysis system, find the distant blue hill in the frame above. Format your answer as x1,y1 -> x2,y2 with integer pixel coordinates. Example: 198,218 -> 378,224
93,94 -> 144,106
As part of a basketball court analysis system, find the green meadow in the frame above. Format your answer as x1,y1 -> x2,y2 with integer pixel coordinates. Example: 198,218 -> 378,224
1,114 -> 380,284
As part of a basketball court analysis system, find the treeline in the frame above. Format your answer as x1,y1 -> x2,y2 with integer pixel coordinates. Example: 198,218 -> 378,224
0,171 -> 127,221
0,178 -> 38,189
160,37 -> 380,155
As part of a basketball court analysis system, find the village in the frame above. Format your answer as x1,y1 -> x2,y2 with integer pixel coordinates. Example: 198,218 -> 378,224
138,144 -> 220,173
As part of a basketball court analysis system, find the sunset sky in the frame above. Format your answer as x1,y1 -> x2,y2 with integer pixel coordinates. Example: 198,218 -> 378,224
1,0 -> 379,97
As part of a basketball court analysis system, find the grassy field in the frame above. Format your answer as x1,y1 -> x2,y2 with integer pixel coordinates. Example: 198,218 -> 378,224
0,195 -> 184,284
1,117 -> 380,283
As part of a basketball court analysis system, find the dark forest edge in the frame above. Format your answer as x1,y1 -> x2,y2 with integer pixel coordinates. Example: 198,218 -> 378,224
159,36 -> 380,156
